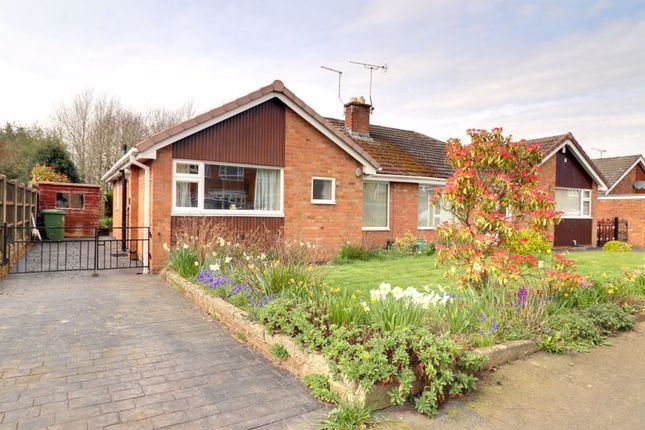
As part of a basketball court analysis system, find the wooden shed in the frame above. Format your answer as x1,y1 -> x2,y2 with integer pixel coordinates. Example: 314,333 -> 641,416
36,181 -> 101,237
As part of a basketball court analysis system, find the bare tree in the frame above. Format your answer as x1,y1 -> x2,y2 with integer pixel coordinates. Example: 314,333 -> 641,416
52,91 -> 194,184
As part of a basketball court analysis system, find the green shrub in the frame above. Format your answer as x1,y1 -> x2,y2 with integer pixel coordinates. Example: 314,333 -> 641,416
336,241 -> 372,262
98,216 -> 113,228
542,312 -> 603,352
580,303 -> 633,335
603,240 -> 632,252
320,401 -> 377,430
302,374 -> 339,404
270,343 -> 290,360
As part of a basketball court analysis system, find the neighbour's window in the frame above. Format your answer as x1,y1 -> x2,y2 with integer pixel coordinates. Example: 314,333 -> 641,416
418,185 -> 454,228
363,182 -> 389,229
555,188 -> 591,217
311,177 -> 335,204
56,192 -> 84,209
172,160 -> 283,214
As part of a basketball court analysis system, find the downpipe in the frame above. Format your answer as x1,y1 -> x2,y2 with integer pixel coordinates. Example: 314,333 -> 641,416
129,154 -> 150,274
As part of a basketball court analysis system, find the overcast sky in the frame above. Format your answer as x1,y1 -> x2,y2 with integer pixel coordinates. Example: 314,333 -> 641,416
1,0 -> 644,156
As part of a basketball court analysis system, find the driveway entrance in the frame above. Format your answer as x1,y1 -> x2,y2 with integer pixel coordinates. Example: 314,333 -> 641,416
2,226 -> 149,274
0,271 -> 324,429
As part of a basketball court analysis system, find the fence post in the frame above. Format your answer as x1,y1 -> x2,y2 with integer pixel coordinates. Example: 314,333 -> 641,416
2,223 -> 7,266
613,217 -> 619,241
93,227 -> 99,275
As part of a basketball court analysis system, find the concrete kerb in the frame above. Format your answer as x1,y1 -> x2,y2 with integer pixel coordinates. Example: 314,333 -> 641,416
160,270 -> 645,409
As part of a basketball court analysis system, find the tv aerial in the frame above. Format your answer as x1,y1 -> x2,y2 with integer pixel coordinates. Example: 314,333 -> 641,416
592,148 -> 607,158
320,65 -> 343,102
349,61 -> 388,108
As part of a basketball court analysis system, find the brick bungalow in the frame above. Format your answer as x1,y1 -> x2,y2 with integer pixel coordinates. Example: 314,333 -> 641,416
102,81 -> 454,271
592,154 -> 645,248
526,133 -> 608,247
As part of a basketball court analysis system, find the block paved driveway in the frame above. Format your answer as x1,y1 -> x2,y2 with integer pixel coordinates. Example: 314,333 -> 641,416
0,270 -> 326,429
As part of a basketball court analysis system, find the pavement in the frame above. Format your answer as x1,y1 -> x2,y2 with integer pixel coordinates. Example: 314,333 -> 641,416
382,321 -> 645,430
0,270 -> 326,430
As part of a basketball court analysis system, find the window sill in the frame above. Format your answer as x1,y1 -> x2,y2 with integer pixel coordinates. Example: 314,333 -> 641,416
560,216 -> 592,220
362,227 -> 390,232
172,210 -> 284,218
417,226 -> 436,230
311,200 -> 336,205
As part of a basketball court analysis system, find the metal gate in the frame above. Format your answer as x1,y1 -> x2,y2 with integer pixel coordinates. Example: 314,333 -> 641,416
1,225 -> 149,274
597,217 -> 628,247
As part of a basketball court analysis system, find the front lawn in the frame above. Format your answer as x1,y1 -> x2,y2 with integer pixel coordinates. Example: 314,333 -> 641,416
324,251 -> 645,293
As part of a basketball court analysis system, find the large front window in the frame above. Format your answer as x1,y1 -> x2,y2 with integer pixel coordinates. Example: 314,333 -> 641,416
363,182 -> 389,229
555,188 -> 591,218
418,185 -> 454,228
173,160 -> 283,215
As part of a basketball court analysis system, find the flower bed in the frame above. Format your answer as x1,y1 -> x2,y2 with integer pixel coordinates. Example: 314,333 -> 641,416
162,219 -> 645,420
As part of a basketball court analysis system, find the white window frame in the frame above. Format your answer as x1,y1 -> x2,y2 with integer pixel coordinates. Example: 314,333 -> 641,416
172,159 -> 284,217
555,187 -> 592,219
417,185 -> 456,230
362,181 -> 390,231
311,176 -> 336,205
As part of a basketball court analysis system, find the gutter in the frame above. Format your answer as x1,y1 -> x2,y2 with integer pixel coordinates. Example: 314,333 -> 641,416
128,153 -> 150,274
101,147 -> 138,182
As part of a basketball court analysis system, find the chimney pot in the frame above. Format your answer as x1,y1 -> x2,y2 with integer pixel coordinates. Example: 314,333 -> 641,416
344,96 -> 371,136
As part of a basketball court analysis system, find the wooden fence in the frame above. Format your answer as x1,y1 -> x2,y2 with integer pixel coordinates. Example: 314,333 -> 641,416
0,175 -> 38,264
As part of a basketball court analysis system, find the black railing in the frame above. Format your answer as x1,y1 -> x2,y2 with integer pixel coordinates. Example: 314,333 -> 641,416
1,224 -> 150,274
597,217 -> 628,247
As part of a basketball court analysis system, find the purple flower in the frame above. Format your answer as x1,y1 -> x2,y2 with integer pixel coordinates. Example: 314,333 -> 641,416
517,287 -> 528,307
479,311 -> 486,322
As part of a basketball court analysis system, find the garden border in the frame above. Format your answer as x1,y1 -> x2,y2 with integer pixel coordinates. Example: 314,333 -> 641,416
160,269 -> 559,409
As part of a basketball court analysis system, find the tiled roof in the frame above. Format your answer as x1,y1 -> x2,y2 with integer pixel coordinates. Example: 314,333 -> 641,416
325,118 -> 452,178
134,80 -> 380,169
525,133 -> 572,155
592,155 -> 642,189
525,132 -> 609,187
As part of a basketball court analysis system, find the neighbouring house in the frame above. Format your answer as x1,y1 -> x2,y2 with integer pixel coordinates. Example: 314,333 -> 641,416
526,133 -> 608,247
592,154 -> 645,248
102,81 -> 455,271
36,181 -> 102,236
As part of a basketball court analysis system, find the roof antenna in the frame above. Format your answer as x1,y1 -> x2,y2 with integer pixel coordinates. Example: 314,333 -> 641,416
349,61 -> 388,109
320,66 -> 343,102
592,148 -> 607,158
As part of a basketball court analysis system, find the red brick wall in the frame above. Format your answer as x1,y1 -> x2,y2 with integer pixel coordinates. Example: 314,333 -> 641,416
112,179 -> 122,240
596,198 -> 645,248
150,147 -> 173,271
283,108 -> 363,257
37,182 -> 101,237
362,182 -> 438,248
611,164 -> 645,195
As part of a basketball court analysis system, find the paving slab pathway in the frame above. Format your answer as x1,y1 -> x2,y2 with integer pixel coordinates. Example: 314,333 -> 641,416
0,270 -> 326,430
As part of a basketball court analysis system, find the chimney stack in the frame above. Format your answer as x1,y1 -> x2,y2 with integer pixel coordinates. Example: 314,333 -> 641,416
344,96 -> 371,137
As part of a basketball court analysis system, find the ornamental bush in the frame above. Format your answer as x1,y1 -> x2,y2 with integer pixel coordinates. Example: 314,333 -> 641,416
603,240 -> 632,252
435,128 -> 560,289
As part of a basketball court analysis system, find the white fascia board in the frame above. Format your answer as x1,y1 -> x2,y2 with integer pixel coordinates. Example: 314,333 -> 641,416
136,92 -> 378,174
605,156 -> 645,194
364,174 -> 447,185
541,140 -> 608,190
101,148 -> 138,182
598,194 -> 645,200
